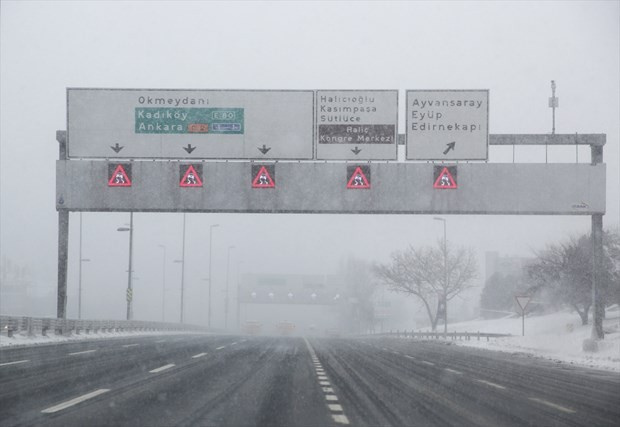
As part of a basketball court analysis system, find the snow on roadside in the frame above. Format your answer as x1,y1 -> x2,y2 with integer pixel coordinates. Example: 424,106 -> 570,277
442,307 -> 620,372
0,329 -> 211,348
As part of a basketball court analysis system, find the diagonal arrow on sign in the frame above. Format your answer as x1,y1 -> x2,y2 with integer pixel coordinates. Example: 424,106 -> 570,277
443,141 -> 456,155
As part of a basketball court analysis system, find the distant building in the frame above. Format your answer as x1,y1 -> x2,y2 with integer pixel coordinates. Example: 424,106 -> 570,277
238,273 -> 344,336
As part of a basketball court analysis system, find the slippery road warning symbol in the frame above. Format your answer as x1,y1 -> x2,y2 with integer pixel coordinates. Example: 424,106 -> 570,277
180,164 -> 203,187
108,164 -> 132,187
347,165 -> 370,189
433,166 -> 457,189
252,165 -> 275,188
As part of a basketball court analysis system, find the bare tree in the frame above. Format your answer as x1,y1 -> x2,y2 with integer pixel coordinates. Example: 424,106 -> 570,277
527,230 -> 620,326
375,241 -> 477,332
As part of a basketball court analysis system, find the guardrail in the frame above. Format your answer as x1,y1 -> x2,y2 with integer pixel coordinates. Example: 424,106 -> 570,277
0,315 -> 208,338
368,330 -> 512,342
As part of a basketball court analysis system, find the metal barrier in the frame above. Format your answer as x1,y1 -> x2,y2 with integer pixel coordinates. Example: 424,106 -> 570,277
0,315 -> 208,338
369,330 -> 512,342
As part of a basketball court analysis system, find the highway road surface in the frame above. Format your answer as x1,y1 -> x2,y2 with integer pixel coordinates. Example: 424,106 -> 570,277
1,334 -> 619,426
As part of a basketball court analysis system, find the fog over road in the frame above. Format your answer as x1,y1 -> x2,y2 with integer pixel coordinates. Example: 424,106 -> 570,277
1,335 -> 618,426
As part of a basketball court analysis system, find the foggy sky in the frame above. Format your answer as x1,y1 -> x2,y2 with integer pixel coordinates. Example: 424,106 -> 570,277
1,1 -> 618,324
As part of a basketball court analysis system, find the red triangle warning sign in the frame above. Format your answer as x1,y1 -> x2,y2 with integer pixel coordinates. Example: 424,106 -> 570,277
180,165 -> 203,187
108,164 -> 132,187
433,166 -> 457,189
347,166 -> 370,189
252,165 -> 275,188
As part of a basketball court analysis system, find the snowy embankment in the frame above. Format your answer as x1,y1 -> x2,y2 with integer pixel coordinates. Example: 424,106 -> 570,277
443,306 -> 620,372
0,329 -> 210,348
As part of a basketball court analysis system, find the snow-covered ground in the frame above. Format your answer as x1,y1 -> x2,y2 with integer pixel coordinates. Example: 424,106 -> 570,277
0,329 -> 211,348
440,306 -> 620,372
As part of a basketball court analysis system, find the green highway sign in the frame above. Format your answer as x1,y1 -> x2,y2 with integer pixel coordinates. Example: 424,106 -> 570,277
135,108 -> 244,134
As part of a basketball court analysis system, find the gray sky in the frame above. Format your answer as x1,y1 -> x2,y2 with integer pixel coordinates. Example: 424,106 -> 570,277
1,1 -> 618,324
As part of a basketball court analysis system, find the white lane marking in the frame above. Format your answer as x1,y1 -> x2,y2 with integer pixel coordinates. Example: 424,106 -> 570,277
332,414 -> 350,424
476,379 -> 506,390
405,355 -> 415,360
382,347 -> 389,351
421,360 -> 435,366
0,359 -> 29,367
318,375 -> 328,380
41,389 -> 110,414
216,346 -> 226,350
192,353 -> 208,359
231,342 -> 238,346
155,340 -> 166,343
323,387 -> 334,393
240,339 -> 247,343
325,394 -> 338,401
445,368 -> 463,375
122,344 -> 139,348
320,381 -> 331,386
328,403 -> 343,412
528,397 -> 577,414
149,363 -> 175,373
68,349 -> 96,356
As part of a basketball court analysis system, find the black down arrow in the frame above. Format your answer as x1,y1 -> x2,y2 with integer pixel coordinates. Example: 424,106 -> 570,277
258,144 -> 271,155
183,144 -> 196,154
351,146 -> 362,155
110,143 -> 124,153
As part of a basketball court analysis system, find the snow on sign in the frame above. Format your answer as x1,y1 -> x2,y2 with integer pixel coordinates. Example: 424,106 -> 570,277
433,166 -> 457,189
252,165 -> 275,188
108,164 -> 132,187
406,89 -> 489,160
179,164 -> 203,187
347,165 -> 371,189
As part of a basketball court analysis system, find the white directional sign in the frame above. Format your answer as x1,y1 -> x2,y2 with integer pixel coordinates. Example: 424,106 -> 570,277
316,90 -> 398,160
67,88 -> 314,160
406,89 -> 489,160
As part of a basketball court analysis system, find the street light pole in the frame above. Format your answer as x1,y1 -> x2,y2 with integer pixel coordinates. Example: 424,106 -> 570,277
117,213 -> 134,320
158,244 -> 166,322
180,214 -> 186,324
225,246 -> 235,330
78,212 -> 83,319
207,224 -> 220,328
434,217 -> 448,334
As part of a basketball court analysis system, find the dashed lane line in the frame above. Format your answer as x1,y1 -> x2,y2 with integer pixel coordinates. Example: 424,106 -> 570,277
404,355 -> 416,360
528,397 -> 577,414
445,368 -> 463,375
304,337 -> 351,425
328,404 -> 343,412
476,379 -> 507,390
41,389 -> 110,414
216,346 -> 226,350
192,353 -> 208,359
421,360 -> 435,366
231,342 -> 238,346
68,349 -> 97,356
122,344 -> 140,348
149,363 -> 175,373
0,359 -> 29,367
154,340 -> 167,343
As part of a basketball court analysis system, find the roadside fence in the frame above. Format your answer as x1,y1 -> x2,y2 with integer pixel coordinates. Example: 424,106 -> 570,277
368,330 -> 512,342
0,315 -> 208,338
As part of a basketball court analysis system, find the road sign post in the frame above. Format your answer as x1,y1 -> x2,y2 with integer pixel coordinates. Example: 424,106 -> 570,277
515,295 -> 531,336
